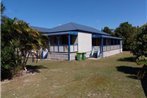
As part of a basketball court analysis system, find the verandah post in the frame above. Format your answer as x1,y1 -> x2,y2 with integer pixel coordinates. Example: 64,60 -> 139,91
101,36 -> 103,57
68,33 -> 70,61
57,36 -> 60,52
120,39 -> 122,52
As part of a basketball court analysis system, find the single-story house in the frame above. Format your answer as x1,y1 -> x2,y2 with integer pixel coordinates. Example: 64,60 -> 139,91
32,22 -> 122,61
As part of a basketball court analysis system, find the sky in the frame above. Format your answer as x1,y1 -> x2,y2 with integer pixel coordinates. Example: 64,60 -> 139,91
3,0 -> 147,30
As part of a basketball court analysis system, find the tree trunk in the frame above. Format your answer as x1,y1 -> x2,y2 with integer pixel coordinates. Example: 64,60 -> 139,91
21,51 -> 30,72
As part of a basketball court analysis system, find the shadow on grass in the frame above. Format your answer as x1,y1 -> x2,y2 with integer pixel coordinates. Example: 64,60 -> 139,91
116,65 -> 147,97
141,75 -> 147,97
1,69 -> 13,81
1,65 -> 47,81
117,57 -> 136,62
116,66 -> 139,76
26,65 -> 48,73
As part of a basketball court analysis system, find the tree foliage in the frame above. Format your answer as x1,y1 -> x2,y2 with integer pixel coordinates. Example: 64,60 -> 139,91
2,17 -> 45,67
114,22 -> 138,50
131,24 -> 147,65
1,3 -> 48,80
102,26 -> 114,35
1,16 -> 47,79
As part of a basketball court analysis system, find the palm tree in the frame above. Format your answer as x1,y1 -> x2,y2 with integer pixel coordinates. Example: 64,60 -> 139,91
2,17 -> 47,72
1,3 -> 47,79
12,19 -> 45,70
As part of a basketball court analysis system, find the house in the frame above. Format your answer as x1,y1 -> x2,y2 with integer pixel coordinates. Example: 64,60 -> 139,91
32,22 -> 122,61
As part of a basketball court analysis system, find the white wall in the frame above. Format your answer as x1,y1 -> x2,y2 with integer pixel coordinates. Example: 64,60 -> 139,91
103,49 -> 122,57
78,32 -> 92,52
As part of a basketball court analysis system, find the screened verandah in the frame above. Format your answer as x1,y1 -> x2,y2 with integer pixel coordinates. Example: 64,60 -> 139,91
46,33 -> 78,61
92,38 -> 121,51
46,33 -> 122,60
92,35 -> 122,58
48,34 -> 78,53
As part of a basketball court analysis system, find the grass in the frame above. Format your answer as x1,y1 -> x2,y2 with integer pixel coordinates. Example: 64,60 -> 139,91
1,52 -> 146,98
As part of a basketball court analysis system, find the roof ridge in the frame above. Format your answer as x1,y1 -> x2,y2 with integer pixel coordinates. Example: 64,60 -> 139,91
70,22 -> 78,30
71,22 -> 97,30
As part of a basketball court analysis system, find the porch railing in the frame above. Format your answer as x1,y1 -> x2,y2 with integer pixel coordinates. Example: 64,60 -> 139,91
103,45 -> 120,51
92,46 -> 100,51
92,45 -> 121,52
49,44 -> 78,52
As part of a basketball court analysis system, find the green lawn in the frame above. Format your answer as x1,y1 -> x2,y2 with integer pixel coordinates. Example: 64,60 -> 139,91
1,52 -> 146,98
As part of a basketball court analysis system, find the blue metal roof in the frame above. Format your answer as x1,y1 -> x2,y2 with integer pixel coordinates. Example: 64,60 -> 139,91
102,35 -> 122,39
48,22 -> 109,35
31,22 -> 122,39
32,22 -> 109,35
31,26 -> 50,34
93,34 -> 122,39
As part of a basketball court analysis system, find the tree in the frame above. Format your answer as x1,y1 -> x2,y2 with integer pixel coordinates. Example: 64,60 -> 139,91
1,16 -> 47,79
115,22 -> 138,50
1,2 -> 5,14
1,3 -> 48,80
132,24 -> 147,64
102,26 -> 114,35
1,4 -> 16,79
2,17 -> 44,68
130,24 -> 147,79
